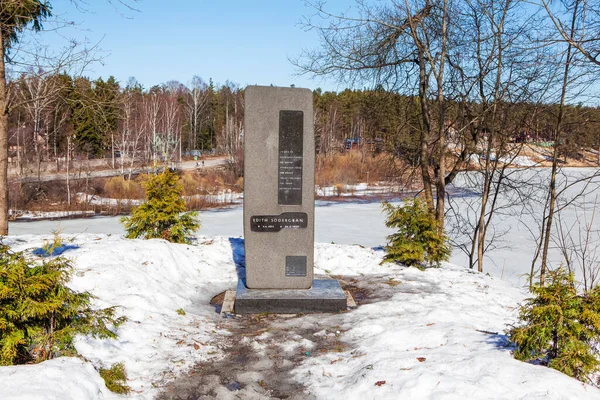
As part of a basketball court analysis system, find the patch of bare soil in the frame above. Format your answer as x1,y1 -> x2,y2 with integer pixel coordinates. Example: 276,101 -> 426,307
157,276 -> 395,400
157,313 -> 318,400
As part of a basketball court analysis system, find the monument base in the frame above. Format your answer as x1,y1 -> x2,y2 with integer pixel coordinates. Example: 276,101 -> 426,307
235,279 -> 347,314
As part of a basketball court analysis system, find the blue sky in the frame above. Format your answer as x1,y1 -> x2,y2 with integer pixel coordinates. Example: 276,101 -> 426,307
40,0 -> 348,91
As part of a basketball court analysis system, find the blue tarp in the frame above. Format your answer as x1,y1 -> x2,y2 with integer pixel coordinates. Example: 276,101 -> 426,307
33,245 -> 79,257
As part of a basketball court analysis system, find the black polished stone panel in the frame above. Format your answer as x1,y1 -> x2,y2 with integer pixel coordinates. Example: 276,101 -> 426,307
278,110 -> 303,205
250,212 -> 308,232
285,255 -> 307,277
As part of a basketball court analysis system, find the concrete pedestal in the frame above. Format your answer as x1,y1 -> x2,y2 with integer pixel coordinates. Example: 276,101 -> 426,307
235,279 -> 347,314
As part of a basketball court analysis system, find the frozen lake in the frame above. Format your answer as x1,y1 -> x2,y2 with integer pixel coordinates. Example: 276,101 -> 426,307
9,168 -> 600,288
9,200 -> 397,248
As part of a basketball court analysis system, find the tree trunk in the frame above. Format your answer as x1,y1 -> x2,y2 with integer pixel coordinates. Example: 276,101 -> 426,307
434,0 -> 449,235
111,131 -> 115,169
0,37 -> 9,235
417,56 -> 434,211
66,135 -> 71,206
539,0 -> 578,286
540,133 -> 560,285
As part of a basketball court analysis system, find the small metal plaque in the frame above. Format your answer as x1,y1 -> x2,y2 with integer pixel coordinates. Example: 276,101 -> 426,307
250,212 -> 308,232
278,110 -> 303,205
285,256 -> 307,277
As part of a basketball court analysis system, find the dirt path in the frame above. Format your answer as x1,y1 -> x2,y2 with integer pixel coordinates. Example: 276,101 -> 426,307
158,313 -> 320,399
157,276 -> 386,399
16,157 -> 229,183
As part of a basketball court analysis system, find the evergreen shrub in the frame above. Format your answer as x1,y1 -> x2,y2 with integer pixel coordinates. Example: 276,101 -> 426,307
0,241 -> 126,365
121,169 -> 199,243
510,268 -> 600,383
99,362 -> 131,394
381,198 -> 450,267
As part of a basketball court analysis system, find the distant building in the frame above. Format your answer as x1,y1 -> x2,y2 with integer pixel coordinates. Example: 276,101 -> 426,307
344,137 -> 383,153
345,137 -> 363,150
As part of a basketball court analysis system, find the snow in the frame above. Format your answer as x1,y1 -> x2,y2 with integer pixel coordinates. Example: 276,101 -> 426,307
0,357 -> 116,400
11,168 -> 598,288
76,193 -> 142,208
447,168 -> 600,286
1,235 -> 599,399
316,183 -> 405,197
2,167 -> 600,398
498,155 -> 537,166
467,154 -> 536,167
1,235 -> 237,399
185,190 -> 244,206
9,210 -> 96,220
299,259 -> 595,399
6,201 -> 395,248
74,191 -> 242,210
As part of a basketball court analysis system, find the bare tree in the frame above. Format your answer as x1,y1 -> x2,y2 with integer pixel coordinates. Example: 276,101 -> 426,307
0,2 -> 51,233
18,71 -> 57,189
216,82 -> 244,176
183,75 -> 208,153
161,81 -> 185,164
540,0 -> 600,67
115,77 -> 144,178
295,0 -> 479,233
144,86 -> 160,166
453,0 -> 543,273
555,195 -> 600,292
533,0 -> 600,285
0,0 -> 137,234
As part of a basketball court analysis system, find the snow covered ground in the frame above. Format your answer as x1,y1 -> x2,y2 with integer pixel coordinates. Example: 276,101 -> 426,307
77,193 -> 143,208
1,235 -> 237,399
9,210 -> 96,221
315,182 -> 406,197
11,167 -> 600,288
1,235 -> 599,399
468,154 -> 538,167
74,191 -> 243,209
2,167 -> 600,398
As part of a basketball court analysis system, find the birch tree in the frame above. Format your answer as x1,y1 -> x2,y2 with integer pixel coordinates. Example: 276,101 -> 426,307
184,75 -> 208,152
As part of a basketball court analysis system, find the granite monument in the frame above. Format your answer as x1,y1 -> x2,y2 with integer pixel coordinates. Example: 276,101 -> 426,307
236,85 -> 346,313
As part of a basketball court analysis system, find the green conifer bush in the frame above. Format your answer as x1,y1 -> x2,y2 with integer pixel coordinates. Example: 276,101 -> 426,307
381,198 -> 450,267
99,362 -> 131,394
121,169 -> 199,243
0,242 -> 126,365
510,268 -> 600,383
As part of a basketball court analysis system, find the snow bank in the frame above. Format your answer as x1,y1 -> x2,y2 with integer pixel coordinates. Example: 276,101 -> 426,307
0,234 -> 238,399
76,191 -> 243,209
468,154 -> 536,167
301,251 -> 600,399
9,209 -> 96,221
0,357 -> 117,400
1,236 -> 599,399
76,192 -> 142,207
499,155 -> 537,166
316,183 -> 405,197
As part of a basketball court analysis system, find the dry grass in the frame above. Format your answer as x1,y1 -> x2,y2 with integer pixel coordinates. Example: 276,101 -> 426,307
103,176 -> 144,200
10,153 -> 412,216
316,152 -> 401,187
9,168 -> 244,218
181,170 -> 242,195
181,169 -> 242,210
